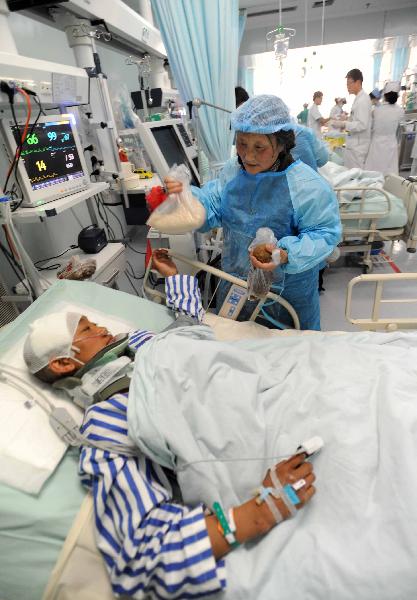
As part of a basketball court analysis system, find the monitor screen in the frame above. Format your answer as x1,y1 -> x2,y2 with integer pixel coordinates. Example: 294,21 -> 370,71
151,125 -> 199,187
12,119 -> 85,192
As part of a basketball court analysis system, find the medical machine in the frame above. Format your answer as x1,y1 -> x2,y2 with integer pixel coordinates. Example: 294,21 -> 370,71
131,87 -> 181,116
0,114 -> 90,207
136,118 -> 200,186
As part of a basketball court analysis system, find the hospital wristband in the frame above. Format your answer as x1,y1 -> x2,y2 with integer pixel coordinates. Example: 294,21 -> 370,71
212,501 -> 240,549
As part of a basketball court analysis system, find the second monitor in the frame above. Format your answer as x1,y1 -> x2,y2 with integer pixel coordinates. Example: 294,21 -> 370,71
136,119 -> 200,187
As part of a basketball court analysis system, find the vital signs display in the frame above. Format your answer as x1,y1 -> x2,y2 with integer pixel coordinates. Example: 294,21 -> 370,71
1,115 -> 89,207
12,120 -> 84,191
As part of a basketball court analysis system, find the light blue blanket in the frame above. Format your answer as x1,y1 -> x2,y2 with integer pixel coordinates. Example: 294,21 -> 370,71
128,326 -> 417,600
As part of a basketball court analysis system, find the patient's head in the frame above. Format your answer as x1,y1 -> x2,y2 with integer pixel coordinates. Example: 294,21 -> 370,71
23,311 -> 115,383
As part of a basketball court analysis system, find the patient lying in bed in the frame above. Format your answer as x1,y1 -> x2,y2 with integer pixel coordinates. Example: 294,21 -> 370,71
23,249 -> 316,600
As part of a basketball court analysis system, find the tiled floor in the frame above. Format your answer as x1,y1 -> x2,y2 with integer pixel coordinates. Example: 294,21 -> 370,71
321,241 -> 417,331
119,227 -> 417,333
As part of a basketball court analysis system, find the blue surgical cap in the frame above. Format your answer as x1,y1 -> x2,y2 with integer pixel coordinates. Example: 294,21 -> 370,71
371,88 -> 382,99
231,94 -> 296,134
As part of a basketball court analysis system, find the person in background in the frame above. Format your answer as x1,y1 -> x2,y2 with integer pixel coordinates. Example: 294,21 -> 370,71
369,88 -> 382,107
307,91 -> 329,138
339,68 -> 372,168
235,86 -> 249,108
329,97 -> 347,120
297,102 -> 309,125
365,81 -> 405,176
166,95 -> 341,331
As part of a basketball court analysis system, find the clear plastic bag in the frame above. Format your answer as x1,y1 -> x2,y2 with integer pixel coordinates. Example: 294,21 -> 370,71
110,83 -> 141,130
57,256 -> 96,281
247,228 -> 281,300
147,164 -> 206,234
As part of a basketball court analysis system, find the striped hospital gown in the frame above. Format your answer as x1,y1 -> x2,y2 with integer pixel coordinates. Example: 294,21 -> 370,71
79,275 -> 226,599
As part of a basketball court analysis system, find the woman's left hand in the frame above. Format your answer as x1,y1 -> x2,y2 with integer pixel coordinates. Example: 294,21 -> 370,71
249,244 -> 288,271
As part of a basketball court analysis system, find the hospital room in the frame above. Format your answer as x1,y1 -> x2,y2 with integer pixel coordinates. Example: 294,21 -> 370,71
2,0 -> 417,598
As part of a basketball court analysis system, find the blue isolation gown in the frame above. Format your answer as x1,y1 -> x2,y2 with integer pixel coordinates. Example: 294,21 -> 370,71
192,158 -> 341,330
292,126 -> 329,171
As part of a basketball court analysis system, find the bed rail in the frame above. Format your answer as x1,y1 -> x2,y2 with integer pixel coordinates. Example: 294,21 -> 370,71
334,186 -> 396,271
383,175 -> 417,252
346,272 -> 417,330
142,250 -> 301,330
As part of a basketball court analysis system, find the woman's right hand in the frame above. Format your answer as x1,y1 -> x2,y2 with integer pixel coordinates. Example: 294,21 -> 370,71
164,176 -> 183,195
262,453 -> 316,521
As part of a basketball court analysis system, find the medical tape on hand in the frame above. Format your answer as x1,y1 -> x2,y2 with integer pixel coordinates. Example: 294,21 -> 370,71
264,494 -> 284,525
269,468 -> 298,518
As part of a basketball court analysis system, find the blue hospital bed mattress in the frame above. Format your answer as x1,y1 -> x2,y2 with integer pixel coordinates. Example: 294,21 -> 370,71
0,280 -> 176,600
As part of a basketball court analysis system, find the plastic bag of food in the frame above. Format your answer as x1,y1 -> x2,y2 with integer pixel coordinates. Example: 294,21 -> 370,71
57,256 -> 96,281
247,228 -> 281,300
146,164 -> 206,234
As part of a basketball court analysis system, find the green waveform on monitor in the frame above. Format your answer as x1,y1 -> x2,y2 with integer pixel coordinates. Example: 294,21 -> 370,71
21,144 -> 76,156
30,173 -> 59,183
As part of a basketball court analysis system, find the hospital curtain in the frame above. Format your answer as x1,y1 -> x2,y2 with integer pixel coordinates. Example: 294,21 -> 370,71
151,0 -> 239,165
391,35 -> 410,83
372,39 -> 383,88
239,9 -> 247,47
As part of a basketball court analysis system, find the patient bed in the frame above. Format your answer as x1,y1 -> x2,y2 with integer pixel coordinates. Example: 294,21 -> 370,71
320,162 -> 417,271
0,279 -> 301,600
2,277 -> 417,600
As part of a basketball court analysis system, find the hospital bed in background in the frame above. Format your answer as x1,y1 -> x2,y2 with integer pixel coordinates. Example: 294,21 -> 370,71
320,162 -> 417,272
345,271 -> 417,331
2,273 -> 417,600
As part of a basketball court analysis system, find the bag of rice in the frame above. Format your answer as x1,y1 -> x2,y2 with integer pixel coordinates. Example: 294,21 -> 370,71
146,164 -> 206,234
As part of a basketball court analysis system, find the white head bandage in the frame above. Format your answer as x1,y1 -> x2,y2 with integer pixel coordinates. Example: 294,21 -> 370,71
383,81 -> 401,94
23,312 -> 83,374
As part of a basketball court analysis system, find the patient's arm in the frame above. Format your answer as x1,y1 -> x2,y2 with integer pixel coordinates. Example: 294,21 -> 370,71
206,453 -> 316,560
80,395 -> 316,595
79,394 -> 226,597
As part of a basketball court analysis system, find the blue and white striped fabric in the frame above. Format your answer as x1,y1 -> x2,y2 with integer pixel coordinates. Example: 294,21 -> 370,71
127,275 -> 204,353
78,274 -> 224,598
165,274 -> 205,322
79,395 -> 225,599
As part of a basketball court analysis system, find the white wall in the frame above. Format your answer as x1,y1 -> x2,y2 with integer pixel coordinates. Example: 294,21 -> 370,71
241,6 -> 417,56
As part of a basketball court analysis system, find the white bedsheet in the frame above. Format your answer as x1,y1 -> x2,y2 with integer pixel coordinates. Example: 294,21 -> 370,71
319,162 -> 408,229
128,326 -> 417,600
0,302 -> 135,494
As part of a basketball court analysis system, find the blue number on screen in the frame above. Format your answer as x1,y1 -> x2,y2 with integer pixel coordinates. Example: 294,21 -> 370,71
61,133 -> 70,142
47,131 -> 57,141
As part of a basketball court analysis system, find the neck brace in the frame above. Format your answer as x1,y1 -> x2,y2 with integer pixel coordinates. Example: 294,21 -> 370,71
53,333 -> 134,408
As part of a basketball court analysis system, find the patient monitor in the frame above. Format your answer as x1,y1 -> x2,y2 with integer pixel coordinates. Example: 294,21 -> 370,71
0,114 -> 89,207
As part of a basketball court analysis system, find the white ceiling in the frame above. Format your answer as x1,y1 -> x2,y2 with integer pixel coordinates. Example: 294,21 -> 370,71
240,0 -> 417,29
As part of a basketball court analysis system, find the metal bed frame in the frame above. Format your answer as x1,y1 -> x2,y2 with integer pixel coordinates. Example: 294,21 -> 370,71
335,177 -> 417,272
346,272 -> 417,331
142,250 -> 301,330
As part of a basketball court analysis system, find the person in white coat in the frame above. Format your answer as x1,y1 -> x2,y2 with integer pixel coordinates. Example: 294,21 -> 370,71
329,97 -> 347,120
340,69 -> 372,168
365,81 -> 405,176
307,91 -> 329,138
